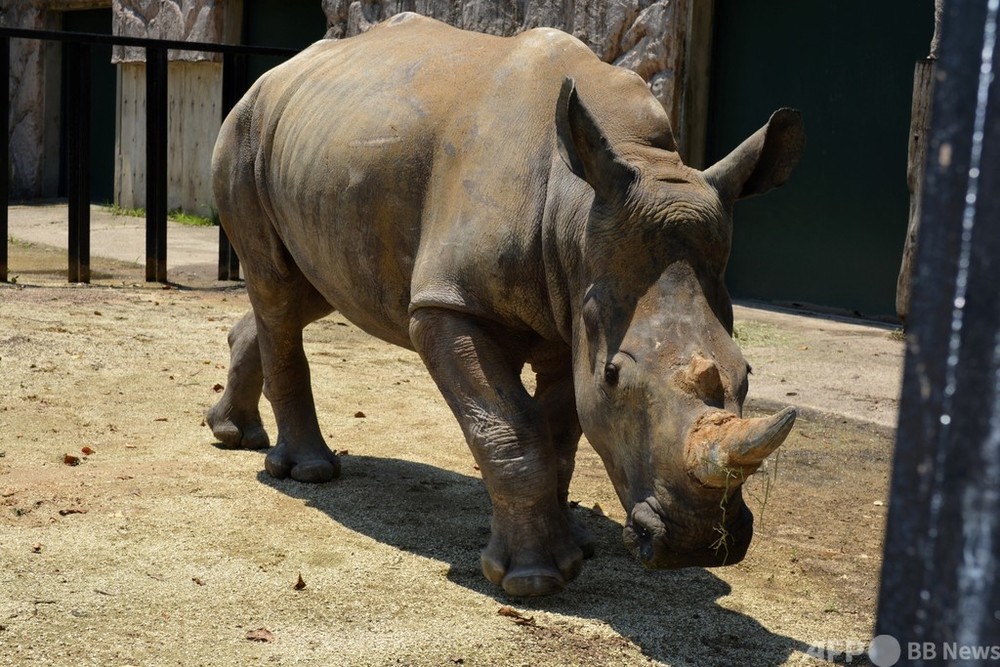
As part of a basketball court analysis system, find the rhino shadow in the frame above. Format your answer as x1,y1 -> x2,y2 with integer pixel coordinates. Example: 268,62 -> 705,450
258,455 -> 827,666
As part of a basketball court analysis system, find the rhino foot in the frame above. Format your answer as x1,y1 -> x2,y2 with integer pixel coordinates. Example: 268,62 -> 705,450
206,403 -> 270,450
264,439 -> 341,483
481,515 -> 584,597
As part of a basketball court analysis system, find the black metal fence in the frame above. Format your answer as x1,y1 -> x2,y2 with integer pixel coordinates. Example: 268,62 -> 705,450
0,26 -> 299,283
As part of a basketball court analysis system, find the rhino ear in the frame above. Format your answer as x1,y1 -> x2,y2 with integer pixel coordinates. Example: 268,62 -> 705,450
555,77 -> 638,203
703,108 -> 805,203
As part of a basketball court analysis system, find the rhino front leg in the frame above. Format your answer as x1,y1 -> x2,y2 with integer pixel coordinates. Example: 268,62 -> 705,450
410,309 -> 584,597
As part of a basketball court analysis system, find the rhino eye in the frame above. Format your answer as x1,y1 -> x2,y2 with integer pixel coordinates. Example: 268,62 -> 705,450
603,363 -> 620,387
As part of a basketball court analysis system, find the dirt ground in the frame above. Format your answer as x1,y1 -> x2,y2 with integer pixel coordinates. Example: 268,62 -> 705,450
1,242 -> 894,666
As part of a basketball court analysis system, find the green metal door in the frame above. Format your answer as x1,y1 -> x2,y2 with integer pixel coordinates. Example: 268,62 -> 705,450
708,0 -> 935,318
243,0 -> 327,83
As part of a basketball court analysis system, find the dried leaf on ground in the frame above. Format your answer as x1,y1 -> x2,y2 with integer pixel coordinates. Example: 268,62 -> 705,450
498,605 -> 536,626
245,628 -> 274,643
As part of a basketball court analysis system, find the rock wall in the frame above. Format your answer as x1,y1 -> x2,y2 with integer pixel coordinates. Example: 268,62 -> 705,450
1,4 -> 49,199
322,0 -> 692,131
111,0 -> 234,216
112,0 -> 226,62
2,0 -> 111,199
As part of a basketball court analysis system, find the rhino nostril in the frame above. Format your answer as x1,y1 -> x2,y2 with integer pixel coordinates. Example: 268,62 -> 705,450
628,503 -> 665,565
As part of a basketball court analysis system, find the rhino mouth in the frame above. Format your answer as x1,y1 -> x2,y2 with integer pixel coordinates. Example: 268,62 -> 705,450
623,498 -> 754,569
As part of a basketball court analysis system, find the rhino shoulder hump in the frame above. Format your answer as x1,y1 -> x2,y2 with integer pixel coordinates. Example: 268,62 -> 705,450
383,11 -> 425,27
515,26 -> 594,62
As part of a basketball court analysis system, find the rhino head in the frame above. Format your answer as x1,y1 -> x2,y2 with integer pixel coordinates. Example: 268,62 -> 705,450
556,79 -> 805,569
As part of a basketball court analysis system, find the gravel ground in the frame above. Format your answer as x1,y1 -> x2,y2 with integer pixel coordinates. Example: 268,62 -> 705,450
0,239 -> 901,666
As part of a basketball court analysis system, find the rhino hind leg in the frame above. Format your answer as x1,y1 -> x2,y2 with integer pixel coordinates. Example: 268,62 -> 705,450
249,280 -> 338,483
210,91 -> 337,482
206,310 -> 270,450
410,309 -> 584,597
222,229 -> 337,482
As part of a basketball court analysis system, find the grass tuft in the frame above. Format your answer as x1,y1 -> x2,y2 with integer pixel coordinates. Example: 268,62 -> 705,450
709,450 -> 781,563
106,204 -> 219,227
107,203 -> 145,218
168,208 -> 219,227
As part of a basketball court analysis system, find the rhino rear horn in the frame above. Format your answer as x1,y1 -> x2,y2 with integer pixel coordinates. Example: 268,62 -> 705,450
686,407 -> 797,489
703,108 -> 805,203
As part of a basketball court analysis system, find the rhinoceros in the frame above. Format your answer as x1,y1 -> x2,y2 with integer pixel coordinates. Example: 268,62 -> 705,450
206,12 -> 804,597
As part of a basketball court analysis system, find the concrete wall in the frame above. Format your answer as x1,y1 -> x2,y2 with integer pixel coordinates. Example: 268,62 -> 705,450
112,0 -> 239,216
115,61 -> 222,216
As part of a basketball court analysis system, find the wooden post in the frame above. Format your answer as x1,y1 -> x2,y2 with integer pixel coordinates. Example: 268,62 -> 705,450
896,0 -> 943,325
895,59 -> 935,324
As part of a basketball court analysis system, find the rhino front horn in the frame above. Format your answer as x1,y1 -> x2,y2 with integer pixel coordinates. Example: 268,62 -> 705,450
685,407 -> 797,488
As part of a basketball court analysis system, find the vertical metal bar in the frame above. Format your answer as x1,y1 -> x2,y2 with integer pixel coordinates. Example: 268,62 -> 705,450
874,0 -> 1000,661
1,35 -> 9,283
67,41 -> 91,284
67,41 -> 79,281
217,51 -> 243,281
145,45 -> 168,283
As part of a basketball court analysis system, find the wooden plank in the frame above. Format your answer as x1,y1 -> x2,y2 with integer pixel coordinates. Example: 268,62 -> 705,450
895,59 -> 935,324
115,62 -> 145,209
165,61 -> 221,218
116,61 -> 221,217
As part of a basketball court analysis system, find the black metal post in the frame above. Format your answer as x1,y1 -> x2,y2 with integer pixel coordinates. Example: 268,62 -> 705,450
145,45 -> 168,283
217,51 -> 245,281
66,41 -> 91,284
874,0 -> 1000,663
1,34 -> 9,283
0,27 -> 297,285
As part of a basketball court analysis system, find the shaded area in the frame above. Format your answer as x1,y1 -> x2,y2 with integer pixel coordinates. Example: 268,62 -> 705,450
260,455 -> 818,665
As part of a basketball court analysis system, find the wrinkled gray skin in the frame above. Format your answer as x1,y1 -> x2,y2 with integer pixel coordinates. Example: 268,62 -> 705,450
206,13 -> 805,597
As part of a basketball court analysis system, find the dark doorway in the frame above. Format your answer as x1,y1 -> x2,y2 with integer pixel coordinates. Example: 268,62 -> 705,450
242,0 -> 326,83
708,1 -> 935,317
59,8 -> 115,205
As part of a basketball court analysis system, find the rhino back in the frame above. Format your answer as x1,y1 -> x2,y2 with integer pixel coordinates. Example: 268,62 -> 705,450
232,14 -> 663,347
